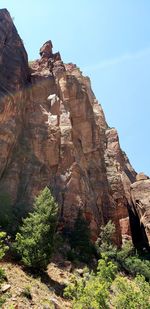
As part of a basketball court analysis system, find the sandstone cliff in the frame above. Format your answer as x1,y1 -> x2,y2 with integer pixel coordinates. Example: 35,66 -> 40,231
0,9 -> 149,248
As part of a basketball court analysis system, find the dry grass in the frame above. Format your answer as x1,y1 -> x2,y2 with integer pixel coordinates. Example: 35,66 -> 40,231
0,260 -> 72,309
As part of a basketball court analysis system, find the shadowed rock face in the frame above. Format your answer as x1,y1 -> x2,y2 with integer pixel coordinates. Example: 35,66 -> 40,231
130,174 -> 150,247
0,9 -> 29,188
0,9 -> 149,247
0,9 -> 29,94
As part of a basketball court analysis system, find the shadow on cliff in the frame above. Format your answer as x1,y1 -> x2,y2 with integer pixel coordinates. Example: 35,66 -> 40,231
128,205 -> 150,252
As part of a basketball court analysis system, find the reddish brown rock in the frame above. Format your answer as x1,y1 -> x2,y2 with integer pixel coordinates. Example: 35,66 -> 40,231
119,217 -> 131,242
136,172 -> 149,181
131,178 -> 150,246
39,40 -> 53,58
0,9 -> 149,248
0,9 -> 29,202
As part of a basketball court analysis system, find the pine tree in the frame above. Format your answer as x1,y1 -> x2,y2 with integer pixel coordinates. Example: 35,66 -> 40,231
14,187 -> 58,269
69,209 -> 94,262
70,209 -> 91,250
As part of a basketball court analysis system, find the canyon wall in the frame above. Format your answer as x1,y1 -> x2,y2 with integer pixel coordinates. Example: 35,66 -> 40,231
0,9 -> 149,247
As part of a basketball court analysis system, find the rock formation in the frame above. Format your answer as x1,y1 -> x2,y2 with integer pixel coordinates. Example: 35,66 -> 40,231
130,173 -> 150,248
0,9 -> 149,248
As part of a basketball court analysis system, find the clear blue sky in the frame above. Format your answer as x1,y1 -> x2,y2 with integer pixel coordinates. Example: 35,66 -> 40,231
1,0 -> 150,175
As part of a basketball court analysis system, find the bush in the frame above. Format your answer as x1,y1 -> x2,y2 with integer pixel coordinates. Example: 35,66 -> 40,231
0,232 -> 8,306
96,222 -> 150,281
14,187 -> 58,269
0,296 -> 7,307
116,241 -> 150,280
65,259 -> 150,309
64,258 -> 117,309
0,231 -> 8,284
0,231 -> 8,261
112,275 -> 150,308
122,255 -> 150,281
117,240 -> 134,261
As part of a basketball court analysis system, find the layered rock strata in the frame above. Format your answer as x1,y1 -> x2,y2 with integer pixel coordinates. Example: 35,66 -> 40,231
0,9 -> 149,247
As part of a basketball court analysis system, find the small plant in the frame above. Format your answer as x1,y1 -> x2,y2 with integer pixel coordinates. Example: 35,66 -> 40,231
0,268 -> 6,283
21,285 -> 32,299
0,231 -> 9,260
8,304 -> 15,309
0,295 -> 7,307
41,299 -> 55,308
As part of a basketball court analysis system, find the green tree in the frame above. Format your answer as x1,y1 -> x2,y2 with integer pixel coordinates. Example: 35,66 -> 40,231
96,220 -> 117,260
0,193 -> 13,230
68,209 -> 94,263
14,187 -> 58,269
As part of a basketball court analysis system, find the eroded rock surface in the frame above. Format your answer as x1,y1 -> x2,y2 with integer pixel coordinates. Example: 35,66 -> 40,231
0,9 -> 149,247
131,175 -> 150,246
0,9 -> 29,200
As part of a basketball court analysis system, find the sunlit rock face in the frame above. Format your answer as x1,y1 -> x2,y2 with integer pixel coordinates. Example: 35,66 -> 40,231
1,8 -> 149,247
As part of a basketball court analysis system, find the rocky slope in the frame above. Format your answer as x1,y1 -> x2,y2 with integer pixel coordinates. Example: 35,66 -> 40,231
0,8 -> 149,248
0,259 -> 72,308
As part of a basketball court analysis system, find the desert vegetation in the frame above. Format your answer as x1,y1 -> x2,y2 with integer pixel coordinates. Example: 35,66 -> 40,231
0,190 -> 150,308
